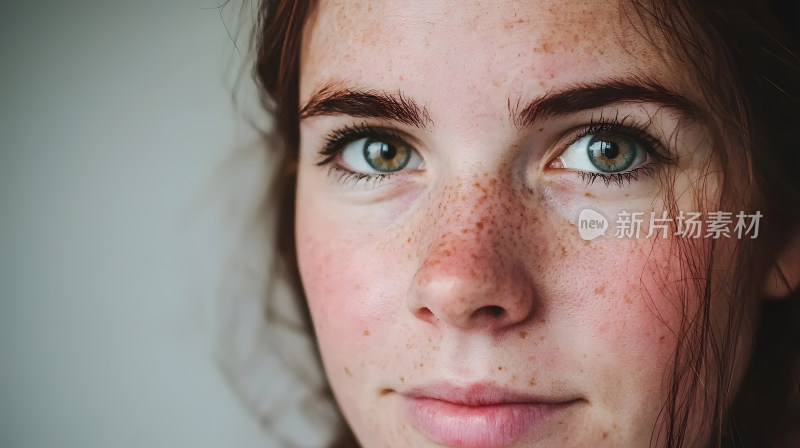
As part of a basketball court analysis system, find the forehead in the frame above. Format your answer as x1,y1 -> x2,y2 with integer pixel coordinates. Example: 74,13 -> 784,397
300,0 -> 677,117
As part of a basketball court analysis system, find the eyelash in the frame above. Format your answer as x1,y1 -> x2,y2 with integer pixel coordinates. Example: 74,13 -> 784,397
317,122 -> 402,187
316,116 -> 673,188
567,115 -> 673,187
580,165 -> 657,187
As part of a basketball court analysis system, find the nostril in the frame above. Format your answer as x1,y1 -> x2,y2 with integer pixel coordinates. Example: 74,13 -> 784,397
484,305 -> 505,317
414,307 -> 437,323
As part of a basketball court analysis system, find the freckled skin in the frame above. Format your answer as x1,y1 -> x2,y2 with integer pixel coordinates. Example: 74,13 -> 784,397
295,1 -> 750,447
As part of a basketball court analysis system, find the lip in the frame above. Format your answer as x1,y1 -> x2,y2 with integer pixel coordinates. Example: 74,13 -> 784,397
400,382 -> 581,448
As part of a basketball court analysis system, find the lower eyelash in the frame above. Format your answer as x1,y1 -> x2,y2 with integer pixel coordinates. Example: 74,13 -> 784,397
326,163 -> 393,187
579,164 -> 657,187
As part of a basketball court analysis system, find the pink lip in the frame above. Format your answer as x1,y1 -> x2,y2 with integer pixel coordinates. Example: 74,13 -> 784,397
401,383 -> 580,448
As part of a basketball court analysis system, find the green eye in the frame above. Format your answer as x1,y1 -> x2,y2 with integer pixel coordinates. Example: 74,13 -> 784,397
586,134 -> 638,173
322,125 -> 424,184
363,137 -> 411,172
557,132 -> 649,175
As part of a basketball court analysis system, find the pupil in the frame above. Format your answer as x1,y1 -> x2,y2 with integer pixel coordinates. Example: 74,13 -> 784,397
379,142 -> 397,160
600,141 -> 619,159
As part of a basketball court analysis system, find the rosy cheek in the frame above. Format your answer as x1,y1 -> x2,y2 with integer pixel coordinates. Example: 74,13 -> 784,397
295,227 -> 378,341
295,206 -> 415,378
567,237 -> 691,386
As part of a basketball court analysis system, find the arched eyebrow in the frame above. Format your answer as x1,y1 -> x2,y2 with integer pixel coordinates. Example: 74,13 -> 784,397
510,78 -> 699,129
299,82 -> 433,128
299,78 -> 698,130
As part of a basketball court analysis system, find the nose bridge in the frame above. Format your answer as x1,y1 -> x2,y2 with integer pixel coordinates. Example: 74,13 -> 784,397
409,174 -> 536,330
424,175 -> 513,271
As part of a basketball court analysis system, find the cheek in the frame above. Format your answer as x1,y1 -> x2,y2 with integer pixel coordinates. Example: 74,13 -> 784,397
295,187 -> 428,440
569,239 -> 686,341
295,217 -> 384,346
561,237 -> 696,419
294,191 -> 414,374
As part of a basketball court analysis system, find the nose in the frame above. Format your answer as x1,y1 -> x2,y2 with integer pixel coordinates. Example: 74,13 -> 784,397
408,182 -> 537,332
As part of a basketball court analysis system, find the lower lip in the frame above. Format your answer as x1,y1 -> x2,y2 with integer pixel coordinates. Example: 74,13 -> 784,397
404,396 -> 574,448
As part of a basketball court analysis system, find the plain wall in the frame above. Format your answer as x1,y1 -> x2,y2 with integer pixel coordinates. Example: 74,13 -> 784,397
0,1 -> 303,447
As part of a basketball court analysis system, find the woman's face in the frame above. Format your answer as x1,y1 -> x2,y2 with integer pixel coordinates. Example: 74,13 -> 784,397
295,0 -> 746,446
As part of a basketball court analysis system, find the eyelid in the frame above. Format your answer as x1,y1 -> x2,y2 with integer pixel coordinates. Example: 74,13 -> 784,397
316,122 -> 421,167
549,116 -> 676,169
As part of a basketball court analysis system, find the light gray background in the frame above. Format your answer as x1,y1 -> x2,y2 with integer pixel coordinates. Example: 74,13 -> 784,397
0,1 -> 294,447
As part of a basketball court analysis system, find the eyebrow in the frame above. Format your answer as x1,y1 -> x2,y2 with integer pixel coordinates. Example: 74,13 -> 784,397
510,78 -> 699,129
298,78 -> 698,130
299,82 -> 433,128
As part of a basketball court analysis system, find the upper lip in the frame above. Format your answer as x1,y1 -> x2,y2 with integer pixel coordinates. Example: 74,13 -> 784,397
401,382 -> 579,407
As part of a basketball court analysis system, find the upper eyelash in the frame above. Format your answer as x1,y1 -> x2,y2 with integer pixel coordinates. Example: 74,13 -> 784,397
561,114 -> 675,187
572,114 -> 675,165
316,122 -> 405,167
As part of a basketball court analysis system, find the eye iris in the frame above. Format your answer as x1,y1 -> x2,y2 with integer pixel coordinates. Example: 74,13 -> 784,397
363,138 -> 410,172
587,134 -> 636,173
